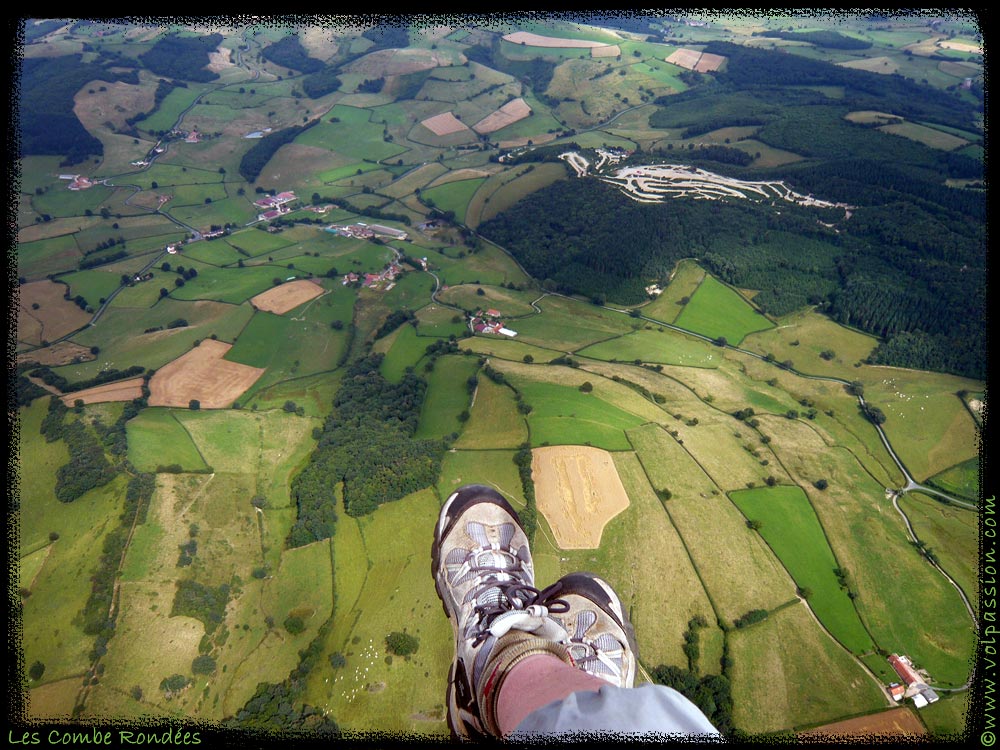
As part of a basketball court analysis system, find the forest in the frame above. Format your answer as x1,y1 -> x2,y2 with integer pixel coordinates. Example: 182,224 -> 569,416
136,32 -> 223,83
478,155 -> 984,379
19,55 -> 137,163
260,34 -> 325,73
750,29 -> 873,49
286,354 -> 443,547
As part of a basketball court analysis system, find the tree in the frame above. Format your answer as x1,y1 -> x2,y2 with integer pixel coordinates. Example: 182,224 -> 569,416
579,381 -> 593,393
385,631 -> 419,656
746,519 -> 762,531
523,354 -> 534,363
28,661 -> 45,680
863,404 -> 887,425
192,655 -> 216,674
814,478 -> 829,490
284,615 -> 306,634
189,400 -> 201,410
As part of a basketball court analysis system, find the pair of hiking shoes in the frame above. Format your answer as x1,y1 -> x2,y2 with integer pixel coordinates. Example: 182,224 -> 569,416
432,484 -> 638,739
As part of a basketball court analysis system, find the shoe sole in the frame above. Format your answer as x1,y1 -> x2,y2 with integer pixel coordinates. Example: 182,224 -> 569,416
431,485 -> 523,740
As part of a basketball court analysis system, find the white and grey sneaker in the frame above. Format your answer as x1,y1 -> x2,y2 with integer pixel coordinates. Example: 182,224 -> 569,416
432,484 -> 571,739
538,572 -> 638,689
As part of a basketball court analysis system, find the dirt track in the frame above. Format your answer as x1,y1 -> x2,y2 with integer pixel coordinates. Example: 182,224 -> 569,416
532,445 -> 630,549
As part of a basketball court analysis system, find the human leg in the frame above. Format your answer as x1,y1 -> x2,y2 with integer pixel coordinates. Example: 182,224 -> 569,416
431,484 -> 573,738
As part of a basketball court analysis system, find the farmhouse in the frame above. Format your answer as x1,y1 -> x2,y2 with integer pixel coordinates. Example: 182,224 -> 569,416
254,191 -> 298,210
62,174 -> 95,191
367,223 -> 409,241
470,310 -> 517,337
258,207 -> 290,222
327,222 -> 409,241
887,654 -> 939,708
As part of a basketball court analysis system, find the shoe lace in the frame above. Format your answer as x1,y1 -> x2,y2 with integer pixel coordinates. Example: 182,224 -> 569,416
463,558 -> 569,646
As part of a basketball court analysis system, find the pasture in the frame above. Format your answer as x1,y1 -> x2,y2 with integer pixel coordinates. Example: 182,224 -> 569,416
576,327 -> 722,368
437,283 -> 539,317
413,303 -> 467,338
863,369 -> 981,482
730,485 -> 875,653
127,408 -> 210,472
167,262 -> 298,305
309,488 -> 453,735
641,259 -> 707,322
295,105 -> 408,163
467,162 -> 569,227
757,415 -> 976,686
674,274 -> 774,344
453,371 -> 528,449
741,307 -> 880,379
878,121 -> 970,150
18,403 -> 129,686
504,376 -> 646,451
728,604 -> 885,734
18,233 -> 85,281
414,354 -> 479,440
898,491 -> 978,613
512,293 -> 635,351
420,177 -> 485,224
377,323 -> 432,383
461,335 -> 562,363
926,457 -> 979,502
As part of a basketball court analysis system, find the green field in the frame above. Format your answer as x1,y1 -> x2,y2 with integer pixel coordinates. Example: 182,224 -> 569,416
454,373 -> 528,449
127,408 -> 210,472
506,376 -> 646,451
674,275 -> 775,344
376,322 -> 432,383
420,177 -> 485,225
730,485 -> 875,654
728,604 -> 885,734
414,354 -> 479,440
513,293 -> 635,351
577,327 -> 723,368
925,457 -> 979,502
307,488 -> 453,735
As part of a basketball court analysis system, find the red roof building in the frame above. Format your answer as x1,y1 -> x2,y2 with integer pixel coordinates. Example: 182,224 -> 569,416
888,654 -> 921,686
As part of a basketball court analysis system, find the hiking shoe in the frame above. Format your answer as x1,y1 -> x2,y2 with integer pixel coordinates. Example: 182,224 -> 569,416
538,572 -> 638,689
432,484 -> 571,739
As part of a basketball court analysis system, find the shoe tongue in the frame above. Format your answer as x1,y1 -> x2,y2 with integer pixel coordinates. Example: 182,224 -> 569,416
490,607 -> 569,642
476,549 -> 513,571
